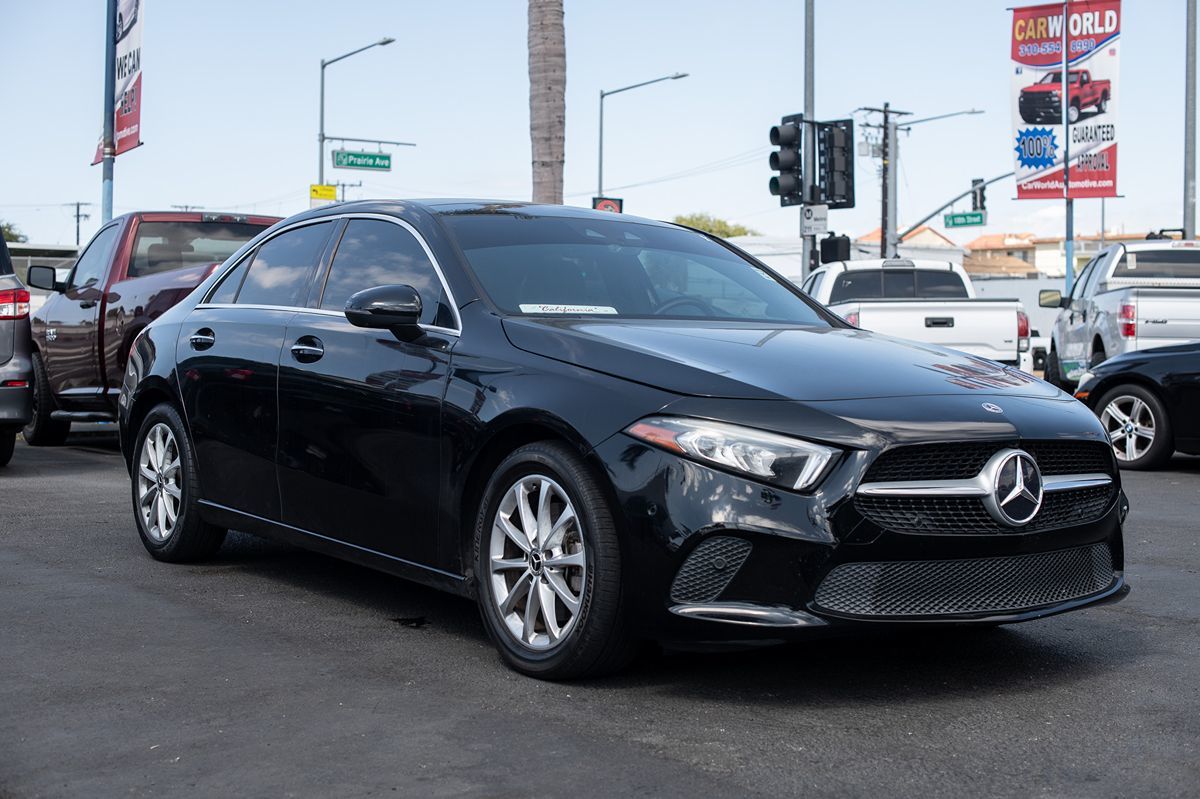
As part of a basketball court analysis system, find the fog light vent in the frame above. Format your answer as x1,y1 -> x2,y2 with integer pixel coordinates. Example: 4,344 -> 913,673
670,536 -> 752,604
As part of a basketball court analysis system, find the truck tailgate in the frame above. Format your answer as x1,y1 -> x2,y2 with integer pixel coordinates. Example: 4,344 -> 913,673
844,300 -> 1020,362
1131,288 -> 1200,348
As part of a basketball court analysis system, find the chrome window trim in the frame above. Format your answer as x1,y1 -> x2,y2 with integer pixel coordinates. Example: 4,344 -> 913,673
200,212 -> 462,333
856,471 -> 1112,497
193,303 -> 461,338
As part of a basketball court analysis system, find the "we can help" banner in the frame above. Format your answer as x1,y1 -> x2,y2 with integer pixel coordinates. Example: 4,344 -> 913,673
1011,1 -> 1120,199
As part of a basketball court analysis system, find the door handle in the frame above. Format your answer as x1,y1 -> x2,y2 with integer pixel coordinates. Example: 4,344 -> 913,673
79,299 -> 97,309
189,329 -> 216,350
290,336 -> 324,363
925,316 -> 954,328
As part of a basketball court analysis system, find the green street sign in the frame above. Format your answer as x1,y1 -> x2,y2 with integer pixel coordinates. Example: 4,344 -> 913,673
944,211 -> 986,228
332,150 -> 392,171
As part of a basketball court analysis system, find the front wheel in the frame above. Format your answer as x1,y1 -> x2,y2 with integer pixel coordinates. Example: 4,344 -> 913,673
131,403 -> 226,561
474,441 -> 635,679
1044,348 -> 1065,389
23,352 -> 70,446
1068,102 -> 1081,124
1096,384 -> 1174,470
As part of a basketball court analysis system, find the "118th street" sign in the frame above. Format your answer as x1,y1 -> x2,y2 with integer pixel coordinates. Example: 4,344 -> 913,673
333,150 -> 392,171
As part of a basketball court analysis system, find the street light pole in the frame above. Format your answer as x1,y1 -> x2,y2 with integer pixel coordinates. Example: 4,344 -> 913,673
319,37 -> 395,186
597,72 -> 688,197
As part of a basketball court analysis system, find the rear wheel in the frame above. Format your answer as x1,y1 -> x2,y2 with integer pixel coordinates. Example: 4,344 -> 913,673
131,403 -> 226,561
0,428 -> 15,467
1096,384 -> 1173,470
1098,94 -> 1109,113
1044,348 -> 1065,389
23,352 -> 70,446
1089,346 -> 1107,368
474,441 -> 635,679
1068,101 -> 1081,124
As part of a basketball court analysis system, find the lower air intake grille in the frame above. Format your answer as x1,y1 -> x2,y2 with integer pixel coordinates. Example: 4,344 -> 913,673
670,536 -> 752,604
812,543 -> 1114,617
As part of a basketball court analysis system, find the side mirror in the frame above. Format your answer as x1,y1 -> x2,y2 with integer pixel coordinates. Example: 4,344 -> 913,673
345,284 -> 422,339
1038,289 -> 1065,309
26,264 -> 61,292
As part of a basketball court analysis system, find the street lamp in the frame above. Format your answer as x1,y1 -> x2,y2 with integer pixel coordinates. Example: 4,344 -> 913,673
319,37 -> 395,185
598,72 -> 688,197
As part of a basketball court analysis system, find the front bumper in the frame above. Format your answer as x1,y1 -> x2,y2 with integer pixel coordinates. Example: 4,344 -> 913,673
594,434 -> 1127,642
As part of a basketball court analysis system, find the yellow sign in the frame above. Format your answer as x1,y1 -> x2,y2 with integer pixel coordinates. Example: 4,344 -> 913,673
310,184 -> 336,201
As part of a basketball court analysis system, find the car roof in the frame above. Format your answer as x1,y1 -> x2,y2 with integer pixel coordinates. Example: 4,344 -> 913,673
294,199 -> 679,229
1119,240 -> 1200,253
822,258 -> 956,271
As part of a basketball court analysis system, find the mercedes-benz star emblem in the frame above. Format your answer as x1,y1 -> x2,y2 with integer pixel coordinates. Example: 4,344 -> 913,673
981,449 -> 1043,527
982,402 -> 1004,414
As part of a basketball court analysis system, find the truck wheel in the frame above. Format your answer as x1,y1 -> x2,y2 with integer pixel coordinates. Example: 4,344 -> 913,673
1089,347 -> 1107,368
1044,349 -> 1066,390
1098,94 -> 1108,114
0,428 -> 15,468
23,352 -> 70,446
1096,384 -> 1173,470
1068,102 -> 1081,124
132,403 -> 227,562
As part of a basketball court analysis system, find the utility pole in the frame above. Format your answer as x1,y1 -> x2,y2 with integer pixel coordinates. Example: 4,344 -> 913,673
66,202 -> 93,247
170,204 -> 205,212
100,0 -> 117,223
861,103 -> 910,258
1186,0 -> 1197,239
1061,2 -> 1075,294
334,181 -> 362,201
800,0 -> 816,276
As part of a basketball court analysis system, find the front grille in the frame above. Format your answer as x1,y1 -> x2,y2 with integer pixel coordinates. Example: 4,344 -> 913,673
864,440 -> 1113,483
856,484 -> 1115,535
812,543 -> 1115,617
670,536 -> 752,603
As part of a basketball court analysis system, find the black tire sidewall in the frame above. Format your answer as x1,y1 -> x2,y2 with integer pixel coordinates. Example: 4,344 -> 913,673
23,353 -> 69,446
1096,384 -> 1174,470
474,443 -> 623,679
131,403 -> 218,559
0,428 -> 15,467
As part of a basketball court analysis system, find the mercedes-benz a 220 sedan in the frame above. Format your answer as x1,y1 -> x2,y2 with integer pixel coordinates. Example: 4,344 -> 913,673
118,201 -> 1129,679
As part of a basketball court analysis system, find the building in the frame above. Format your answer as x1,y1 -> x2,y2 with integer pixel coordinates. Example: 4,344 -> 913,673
964,231 -> 1158,278
854,226 -> 966,265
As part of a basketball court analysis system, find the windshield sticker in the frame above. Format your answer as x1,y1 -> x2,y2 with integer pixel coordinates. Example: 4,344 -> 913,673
519,304 -> 619,315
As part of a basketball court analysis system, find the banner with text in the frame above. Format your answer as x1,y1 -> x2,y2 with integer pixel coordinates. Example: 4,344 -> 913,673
92,0 -> 144,164
1011,1 -> 1120,199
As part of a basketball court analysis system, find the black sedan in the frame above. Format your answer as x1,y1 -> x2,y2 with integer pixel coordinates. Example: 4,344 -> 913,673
118,201 -> 1128,679
1073,342 -> 1200,469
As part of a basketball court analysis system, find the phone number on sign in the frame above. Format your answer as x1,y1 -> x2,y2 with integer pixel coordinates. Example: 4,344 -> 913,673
1017,41 -> 1062,57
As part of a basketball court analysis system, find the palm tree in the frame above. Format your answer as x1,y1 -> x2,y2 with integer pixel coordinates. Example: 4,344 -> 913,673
528,0 -> 565,204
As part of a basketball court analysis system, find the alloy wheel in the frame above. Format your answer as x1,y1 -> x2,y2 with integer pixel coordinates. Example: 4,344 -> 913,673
1101,394 -> 1156,462
488,474 -> 587,651
137,423 -> 182,541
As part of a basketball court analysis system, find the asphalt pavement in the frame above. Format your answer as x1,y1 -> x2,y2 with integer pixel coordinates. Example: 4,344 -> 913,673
2,435 -> 1198,798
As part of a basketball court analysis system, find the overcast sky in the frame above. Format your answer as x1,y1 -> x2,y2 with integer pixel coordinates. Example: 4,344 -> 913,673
0,0 -> 1192,247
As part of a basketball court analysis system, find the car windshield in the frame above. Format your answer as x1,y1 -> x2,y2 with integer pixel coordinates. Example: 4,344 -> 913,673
441,211 -> 831,326
1039,71 -> 1080,84
129,221 -> 268,278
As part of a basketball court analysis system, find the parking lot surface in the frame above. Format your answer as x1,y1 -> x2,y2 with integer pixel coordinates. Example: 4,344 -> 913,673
2,436 -> 1198,798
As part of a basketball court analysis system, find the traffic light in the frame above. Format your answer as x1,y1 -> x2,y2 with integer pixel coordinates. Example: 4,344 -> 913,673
971,178 -> 986,211
768,113 -> 804,207
818,119 -> 855,210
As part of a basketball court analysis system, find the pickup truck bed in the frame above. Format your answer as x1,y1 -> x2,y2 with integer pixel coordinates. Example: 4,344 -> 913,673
833,298 -> 1025,365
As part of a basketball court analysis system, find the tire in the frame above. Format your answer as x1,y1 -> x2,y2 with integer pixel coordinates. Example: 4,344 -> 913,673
1098,94 -> 1109,114
474,441 -> 635,680
1044,348 -> 1066,390
1068,102 -> 1081,124
0,428 -> 15,468
1095,384 -> 1174,470
23,352 -> 70,446
131,403 -> 226,562
1089,347 -> 1107,368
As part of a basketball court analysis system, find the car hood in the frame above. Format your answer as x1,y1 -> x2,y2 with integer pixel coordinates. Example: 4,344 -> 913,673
502,318 -> 1064,402
1022,83 -> 1063,94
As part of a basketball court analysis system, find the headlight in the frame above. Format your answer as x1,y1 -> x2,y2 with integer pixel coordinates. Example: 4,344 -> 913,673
625,416 -> 838,491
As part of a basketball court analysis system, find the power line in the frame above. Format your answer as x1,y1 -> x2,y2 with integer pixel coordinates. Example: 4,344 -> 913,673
65,202 -> 93,246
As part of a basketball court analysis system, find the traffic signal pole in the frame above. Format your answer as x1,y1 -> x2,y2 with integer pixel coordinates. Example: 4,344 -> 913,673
800,0 -> 816,276
1185,0 -> 1196,239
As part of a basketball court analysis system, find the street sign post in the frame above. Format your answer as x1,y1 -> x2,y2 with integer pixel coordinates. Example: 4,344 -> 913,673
801,204 -> 829,235
310,183 -> 337,208
332,150 -> 392,171
944,211 -> 987,228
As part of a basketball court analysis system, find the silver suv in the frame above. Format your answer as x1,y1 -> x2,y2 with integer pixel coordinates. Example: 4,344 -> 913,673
0,239 -> 33,466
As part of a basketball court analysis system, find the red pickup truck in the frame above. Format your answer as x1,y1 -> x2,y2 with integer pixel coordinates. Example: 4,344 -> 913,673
1019,69 -> 1111,125
24,211 -> 279,443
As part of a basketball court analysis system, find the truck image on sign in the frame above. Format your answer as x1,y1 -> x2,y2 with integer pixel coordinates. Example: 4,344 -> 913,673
1018,70 -> 1111,125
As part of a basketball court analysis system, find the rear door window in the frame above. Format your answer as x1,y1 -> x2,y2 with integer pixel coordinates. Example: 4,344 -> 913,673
236,222 -> 334,307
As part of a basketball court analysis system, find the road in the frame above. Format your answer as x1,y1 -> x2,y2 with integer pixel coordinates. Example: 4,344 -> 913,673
2,436 -> 1198,798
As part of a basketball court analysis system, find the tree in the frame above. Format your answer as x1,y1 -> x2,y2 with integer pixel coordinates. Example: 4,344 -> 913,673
528,0 -> 565,204
1,221 -> 28,243
672,213 -> 760,239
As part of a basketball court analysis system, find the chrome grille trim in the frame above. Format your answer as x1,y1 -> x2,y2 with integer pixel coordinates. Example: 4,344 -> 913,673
857,472 -> 1112,497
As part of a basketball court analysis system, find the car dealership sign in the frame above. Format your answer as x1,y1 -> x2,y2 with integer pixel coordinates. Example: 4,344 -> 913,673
1010,1 -> 1120,199
92,0 -> 145,163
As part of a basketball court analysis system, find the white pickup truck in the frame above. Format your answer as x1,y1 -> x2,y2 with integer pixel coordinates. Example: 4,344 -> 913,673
798,259 -> 1032,370
1039,240 -> 1200,387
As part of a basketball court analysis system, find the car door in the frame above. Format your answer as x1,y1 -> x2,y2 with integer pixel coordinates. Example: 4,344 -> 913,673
1056,255 -> 1098,379
42,222 -> 121,400
276,216 -> 459,566
176,220 -> 335,520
